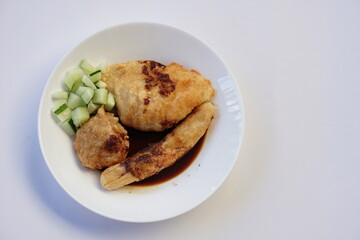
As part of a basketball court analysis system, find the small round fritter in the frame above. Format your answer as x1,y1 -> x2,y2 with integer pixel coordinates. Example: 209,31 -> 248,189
102,60 -> 215,132
73,106 -> 129,169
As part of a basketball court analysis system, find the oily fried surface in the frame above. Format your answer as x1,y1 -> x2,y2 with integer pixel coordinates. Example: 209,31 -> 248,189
102,60 -> 215,131
100,102 -> 215,189
73,106 -> 129,169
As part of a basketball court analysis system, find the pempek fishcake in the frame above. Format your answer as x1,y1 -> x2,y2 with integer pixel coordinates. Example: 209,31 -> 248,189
73,106 -> 129,169
102,60 -> 215,132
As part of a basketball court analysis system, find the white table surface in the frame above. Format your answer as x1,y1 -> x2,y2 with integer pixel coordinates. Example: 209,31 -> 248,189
1,0 -> 360,239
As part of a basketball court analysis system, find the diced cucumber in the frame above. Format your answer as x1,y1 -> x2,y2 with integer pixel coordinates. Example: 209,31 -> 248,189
87,100 -> 100,114
89,70 -> 101,82
82,75 -> 97,89
71,81 -> 85,93
92,88 -> 108,105
54,103 -> 68,115
67,92 -> 86,110
51,101 -> 70,122
105,92 -> 115,111
60,119 -> 76,135
53,107 -> 71,122
80,88 -> 94,104
51,59 -> 111,131
80,59 -> 95,74
52,91 -> 69,99
67,67 -> 84,81
97,60 -> 107,72
51,100 -> 67,112
64,74 -> 76,90
89,69 -> 101,76
75,86 -> 88,96
71,107 -> 89,127
95,80 -> 107,88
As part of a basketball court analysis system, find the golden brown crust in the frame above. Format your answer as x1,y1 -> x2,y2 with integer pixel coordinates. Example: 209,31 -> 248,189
100,102 -> 215,189
102,60 -> 215,131
73,106 -> 129,169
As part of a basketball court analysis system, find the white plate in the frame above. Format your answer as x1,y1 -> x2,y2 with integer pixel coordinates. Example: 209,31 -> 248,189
38,22 -> 245,222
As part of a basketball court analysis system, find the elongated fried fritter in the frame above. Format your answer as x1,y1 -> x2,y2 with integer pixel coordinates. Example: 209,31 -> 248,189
102,60 -> 215,132
100,102 -> 215,190
73,106 -> 129,169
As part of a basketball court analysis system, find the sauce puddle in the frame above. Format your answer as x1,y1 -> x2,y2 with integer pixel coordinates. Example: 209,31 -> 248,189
125,127 -> 206,186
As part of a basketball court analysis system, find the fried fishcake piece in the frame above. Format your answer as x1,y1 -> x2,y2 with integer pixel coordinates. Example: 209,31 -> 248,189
102,60 -> 215,131
100,102 -> 215,190
73,106 -> 129,169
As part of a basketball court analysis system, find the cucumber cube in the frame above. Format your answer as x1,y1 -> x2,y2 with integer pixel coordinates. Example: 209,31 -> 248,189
71,81 -> 85,93
75,86 -> 89,96
67,92 -> 86,110
87,100 -> 100,114
51,100 -> 71,122
54,103 -> 68,115
67,67 -> 84,81
92,88 -> 108,105
51,100 -> 67,112
53,108 -> 71,122
105,92 -> 115,111
82,75 -> 97,89
80,59 -> 95,74
64,74 -> 75,90
95,80 -> 107,88
60,119 -> 76,135
89,70 -> 101,82
71,107 -> 89,127
52,91 -> 69,99
81,88 -> 95,104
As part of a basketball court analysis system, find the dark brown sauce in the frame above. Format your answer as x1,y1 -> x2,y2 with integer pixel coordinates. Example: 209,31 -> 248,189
126,127 -> 171,156
124,126 -> 206,186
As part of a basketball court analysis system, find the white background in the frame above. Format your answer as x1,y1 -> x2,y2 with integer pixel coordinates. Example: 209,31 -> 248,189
1,0 -> 360,239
